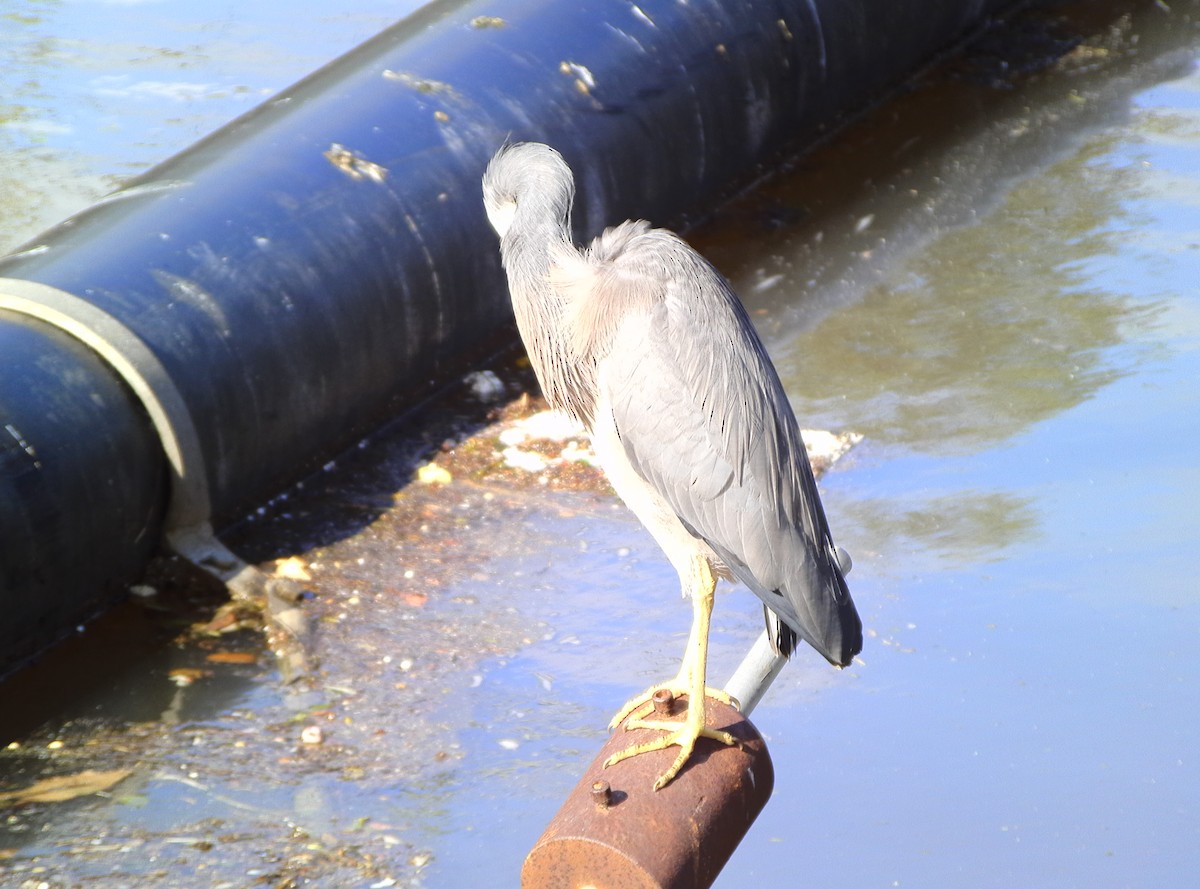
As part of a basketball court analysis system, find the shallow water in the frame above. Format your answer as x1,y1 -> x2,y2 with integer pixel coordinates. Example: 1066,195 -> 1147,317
428,3 -> 1200,883
2,1 -> 1199,887
0,0 -> 423,254
705,6 -> 1200,885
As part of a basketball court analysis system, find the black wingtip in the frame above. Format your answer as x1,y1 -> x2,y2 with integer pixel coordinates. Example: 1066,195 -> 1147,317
762,568 -> 862,666
833,596 -> 864,667
824,564 -> 863,667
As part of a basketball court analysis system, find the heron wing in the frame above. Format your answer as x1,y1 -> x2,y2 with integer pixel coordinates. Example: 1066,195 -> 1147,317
552,223 -> 861,666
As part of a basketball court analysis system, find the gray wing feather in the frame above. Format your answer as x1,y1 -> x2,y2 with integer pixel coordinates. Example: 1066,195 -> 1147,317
577,224 -> 861,666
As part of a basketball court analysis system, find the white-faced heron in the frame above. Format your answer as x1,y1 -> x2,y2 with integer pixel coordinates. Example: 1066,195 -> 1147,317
482,142 -> 862,790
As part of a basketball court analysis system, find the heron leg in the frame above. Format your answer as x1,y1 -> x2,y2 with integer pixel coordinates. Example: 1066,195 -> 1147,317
604,556 -> 738,789
606,613 -> 732,729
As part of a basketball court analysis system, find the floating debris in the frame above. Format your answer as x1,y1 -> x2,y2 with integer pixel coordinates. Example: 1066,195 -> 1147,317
195,599 -> 263,636
416,462 -> 452,485
0,769 -> 132,807
205,651 -> 258,665
274,556 -> 312,582
801,429 -> 864,473
382,70 -> 458,99
465,369 -> 506,402
559,60 -> 597,96
753,272 -> 785,292
168,668 -> 210,687
323,143 -> 388,183
502,446 -> 548,473
510,409 -> 584,442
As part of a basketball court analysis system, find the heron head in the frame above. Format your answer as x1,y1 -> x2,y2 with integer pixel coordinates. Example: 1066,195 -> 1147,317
482,142 -> 575,240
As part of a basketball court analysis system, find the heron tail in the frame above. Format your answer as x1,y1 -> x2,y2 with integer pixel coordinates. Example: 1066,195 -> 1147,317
764,554 -> 862,667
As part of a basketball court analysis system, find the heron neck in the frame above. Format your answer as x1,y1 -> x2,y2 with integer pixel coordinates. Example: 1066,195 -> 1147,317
500,220 -> 592,424
503,209 -> 570,262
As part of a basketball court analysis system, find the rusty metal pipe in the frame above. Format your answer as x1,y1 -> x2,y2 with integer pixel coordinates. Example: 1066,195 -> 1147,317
522,697 -> 773,889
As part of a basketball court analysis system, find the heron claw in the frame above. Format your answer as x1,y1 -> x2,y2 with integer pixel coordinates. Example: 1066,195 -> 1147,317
604,715 -> 739,789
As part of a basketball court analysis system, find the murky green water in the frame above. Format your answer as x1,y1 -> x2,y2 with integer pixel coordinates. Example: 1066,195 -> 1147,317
2,1 -> 1199,887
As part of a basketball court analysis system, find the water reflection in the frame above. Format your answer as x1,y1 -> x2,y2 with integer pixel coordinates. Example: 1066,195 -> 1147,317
706,9 -> 1200,886
842,490 -> 1038,567
0,1 -> 420,255
0,3 -> 104,253
690,3 -> 1197,458
669,7 -> 1200,577
788,149 -> 1142,454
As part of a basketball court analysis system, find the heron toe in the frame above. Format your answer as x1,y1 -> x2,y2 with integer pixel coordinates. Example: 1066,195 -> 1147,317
604,711 -> 739,789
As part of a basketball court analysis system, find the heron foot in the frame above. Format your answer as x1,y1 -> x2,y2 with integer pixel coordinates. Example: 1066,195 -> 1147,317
608,683 -> 733,730
604,709 -> 739,790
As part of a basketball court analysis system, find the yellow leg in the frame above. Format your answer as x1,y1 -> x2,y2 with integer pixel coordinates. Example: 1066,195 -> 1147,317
604,557 -> 738,789
606,603 -> 732,729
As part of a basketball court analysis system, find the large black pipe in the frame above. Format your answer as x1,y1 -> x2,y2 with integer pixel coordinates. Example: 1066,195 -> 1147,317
0,319 -> 166,671
0,0 -> 1015,675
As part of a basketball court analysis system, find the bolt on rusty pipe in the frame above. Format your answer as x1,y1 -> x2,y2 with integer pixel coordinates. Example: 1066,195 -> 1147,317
651,688 -> 676,716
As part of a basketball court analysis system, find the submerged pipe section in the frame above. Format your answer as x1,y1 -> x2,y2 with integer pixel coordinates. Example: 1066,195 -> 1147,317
0,0 -> 1015,674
